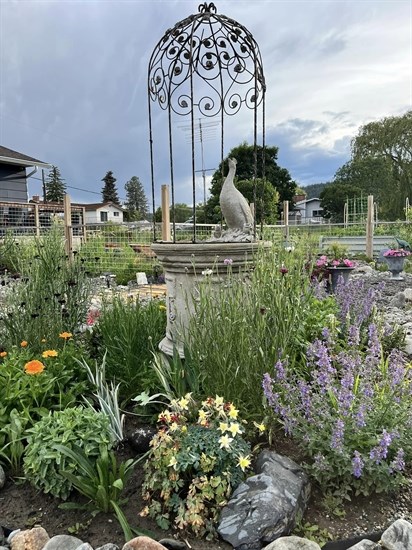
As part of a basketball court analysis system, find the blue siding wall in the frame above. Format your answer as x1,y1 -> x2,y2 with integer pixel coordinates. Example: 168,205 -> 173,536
0,165 -> 28,202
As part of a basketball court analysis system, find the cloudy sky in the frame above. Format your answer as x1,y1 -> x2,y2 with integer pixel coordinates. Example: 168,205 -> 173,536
0,0 -> 411,207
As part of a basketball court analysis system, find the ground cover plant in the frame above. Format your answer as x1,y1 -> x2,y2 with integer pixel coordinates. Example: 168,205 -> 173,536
1,226 -> 412,547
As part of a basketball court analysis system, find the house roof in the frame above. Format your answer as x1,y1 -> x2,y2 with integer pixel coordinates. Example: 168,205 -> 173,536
74,202 -> 125,211
295,197 -> 321,206
0,146 -> 51,168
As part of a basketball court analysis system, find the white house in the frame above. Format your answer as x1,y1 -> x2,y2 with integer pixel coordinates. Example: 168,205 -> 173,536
290,197 -> 325,224
78,202 -> 125,224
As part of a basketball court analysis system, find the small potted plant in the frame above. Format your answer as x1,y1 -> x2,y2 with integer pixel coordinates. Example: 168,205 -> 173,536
383,248 -> 411,280
313,243 -> 355,292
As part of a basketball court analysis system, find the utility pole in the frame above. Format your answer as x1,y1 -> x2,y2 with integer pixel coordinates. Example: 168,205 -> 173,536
42,169 -> 47,202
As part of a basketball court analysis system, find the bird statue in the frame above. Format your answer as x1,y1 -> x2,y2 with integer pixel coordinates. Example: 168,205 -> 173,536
394,237 -> 411,251
219,157 -> 254,233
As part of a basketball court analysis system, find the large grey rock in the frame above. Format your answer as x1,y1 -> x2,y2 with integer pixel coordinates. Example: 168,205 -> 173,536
390,292 -> 406,308
381,519 -> 412,549
96,545 -> 120,550
346,541 -> 377,549
43,535 -> 84,550
75,544 -> 94,550
263,535 -> 321,549
218,450 -> 310,549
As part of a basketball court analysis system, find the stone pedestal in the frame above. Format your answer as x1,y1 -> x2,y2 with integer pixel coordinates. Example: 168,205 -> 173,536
151,242 -> 262,357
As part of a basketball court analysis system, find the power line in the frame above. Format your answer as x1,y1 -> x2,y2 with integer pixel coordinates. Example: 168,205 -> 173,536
28,175 -> 128,202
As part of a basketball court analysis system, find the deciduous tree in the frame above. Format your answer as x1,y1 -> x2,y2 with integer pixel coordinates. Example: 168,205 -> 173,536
205,143 -> 296,223
352,110 -> 412,219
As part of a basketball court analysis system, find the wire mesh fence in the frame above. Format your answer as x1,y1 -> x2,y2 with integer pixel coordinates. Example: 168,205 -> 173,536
2,213 -> 412,285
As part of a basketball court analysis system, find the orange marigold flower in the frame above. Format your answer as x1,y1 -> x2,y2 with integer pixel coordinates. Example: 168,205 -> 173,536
24,360 -> 45,375
0,351 -> 7,358
42,349 -> 58,358
20,340 -> 28,348
59,332 -> 73,340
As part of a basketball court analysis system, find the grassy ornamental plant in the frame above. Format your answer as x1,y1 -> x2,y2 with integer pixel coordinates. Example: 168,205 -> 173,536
141,394 -> 252,538
0,226 -> 92,352
88,296 -> 166,401
184,243 -> 315,419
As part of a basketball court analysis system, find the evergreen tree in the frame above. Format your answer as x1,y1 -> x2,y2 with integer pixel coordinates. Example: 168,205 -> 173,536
101,171 -> 120,205
45,165 -> 66,203
124,176 -> 148,221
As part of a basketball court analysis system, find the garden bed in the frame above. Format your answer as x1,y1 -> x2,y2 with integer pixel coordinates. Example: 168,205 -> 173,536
1,417 -> 411,549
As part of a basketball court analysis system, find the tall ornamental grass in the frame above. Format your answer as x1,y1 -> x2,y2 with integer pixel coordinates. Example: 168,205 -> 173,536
0,226 -> 91,352
91,296 -> 166,401
184,242 -> 316,419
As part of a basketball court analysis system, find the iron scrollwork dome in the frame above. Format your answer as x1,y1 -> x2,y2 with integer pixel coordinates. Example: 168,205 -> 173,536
148,2 -> 266,118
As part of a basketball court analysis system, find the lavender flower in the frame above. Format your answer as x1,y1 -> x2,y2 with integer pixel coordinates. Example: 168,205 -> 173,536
352,451 -> 364,478
331,419 -> 345,452
314,453 -> 329,472
370,429 -> 395,463
389,448 -> 405,473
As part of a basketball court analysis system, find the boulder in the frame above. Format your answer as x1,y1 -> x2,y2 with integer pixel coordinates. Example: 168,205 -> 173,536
122,536 -> 167,550
263,535 -> 321,549
218,450 -> 310,549
10,527 -> 50,550
43,535 -> 84,550
381,518 -> 412,549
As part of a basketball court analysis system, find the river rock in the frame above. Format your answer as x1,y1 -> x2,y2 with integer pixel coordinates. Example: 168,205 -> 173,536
346,541 -> 377,549
158,539 -> 188,549
122,536 -> 167,550
380,518 -> 412,549
75,544 -> 94,550
263,535 -> 321,549
218,450 -> 310,549
10,527 -> 50,550
96,545 -> 120,550
43,535 -> 84,550
128,426 -> 156,453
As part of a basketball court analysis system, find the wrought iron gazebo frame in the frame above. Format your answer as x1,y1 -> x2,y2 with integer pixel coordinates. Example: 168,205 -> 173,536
148,2 -> 266,242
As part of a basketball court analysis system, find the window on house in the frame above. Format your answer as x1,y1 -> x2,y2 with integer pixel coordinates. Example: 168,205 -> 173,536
100,211 -> 108,222
113,211 -> 119,217
312,210 -> 323,217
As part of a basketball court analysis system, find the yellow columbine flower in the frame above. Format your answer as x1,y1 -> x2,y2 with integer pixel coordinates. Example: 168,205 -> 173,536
237,455 -> 251,472
229,422 -> 242,437
228,405 -> 239,419
215,395 -> 224,407
218,422 -> 229,433
169,422 -> 179,432
168,456 -> 178,469
42,349 -> 58,358
198,410 -> 207,422
254,421 -> 266,433
177,394 -> 191,410
181,425 -> 187,433
219,434 -> 233,449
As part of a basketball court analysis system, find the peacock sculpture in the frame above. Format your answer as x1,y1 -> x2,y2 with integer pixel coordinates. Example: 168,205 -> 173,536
212,157 -> 254,242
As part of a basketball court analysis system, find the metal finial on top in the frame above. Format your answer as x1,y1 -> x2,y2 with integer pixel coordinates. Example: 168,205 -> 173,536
198,2 -> 217,13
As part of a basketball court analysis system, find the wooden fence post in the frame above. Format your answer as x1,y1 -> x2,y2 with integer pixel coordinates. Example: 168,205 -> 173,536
161,185 -> 171,241
63,194 -> 73,260
283,200 -> 289,242
365,195 -> 374,259
34,203 -> 40,237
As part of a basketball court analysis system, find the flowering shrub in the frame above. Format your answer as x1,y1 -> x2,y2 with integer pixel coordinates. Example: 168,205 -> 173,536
141,394 -> 252,538
263,326 -> 412,498
383,249 -> 411,257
